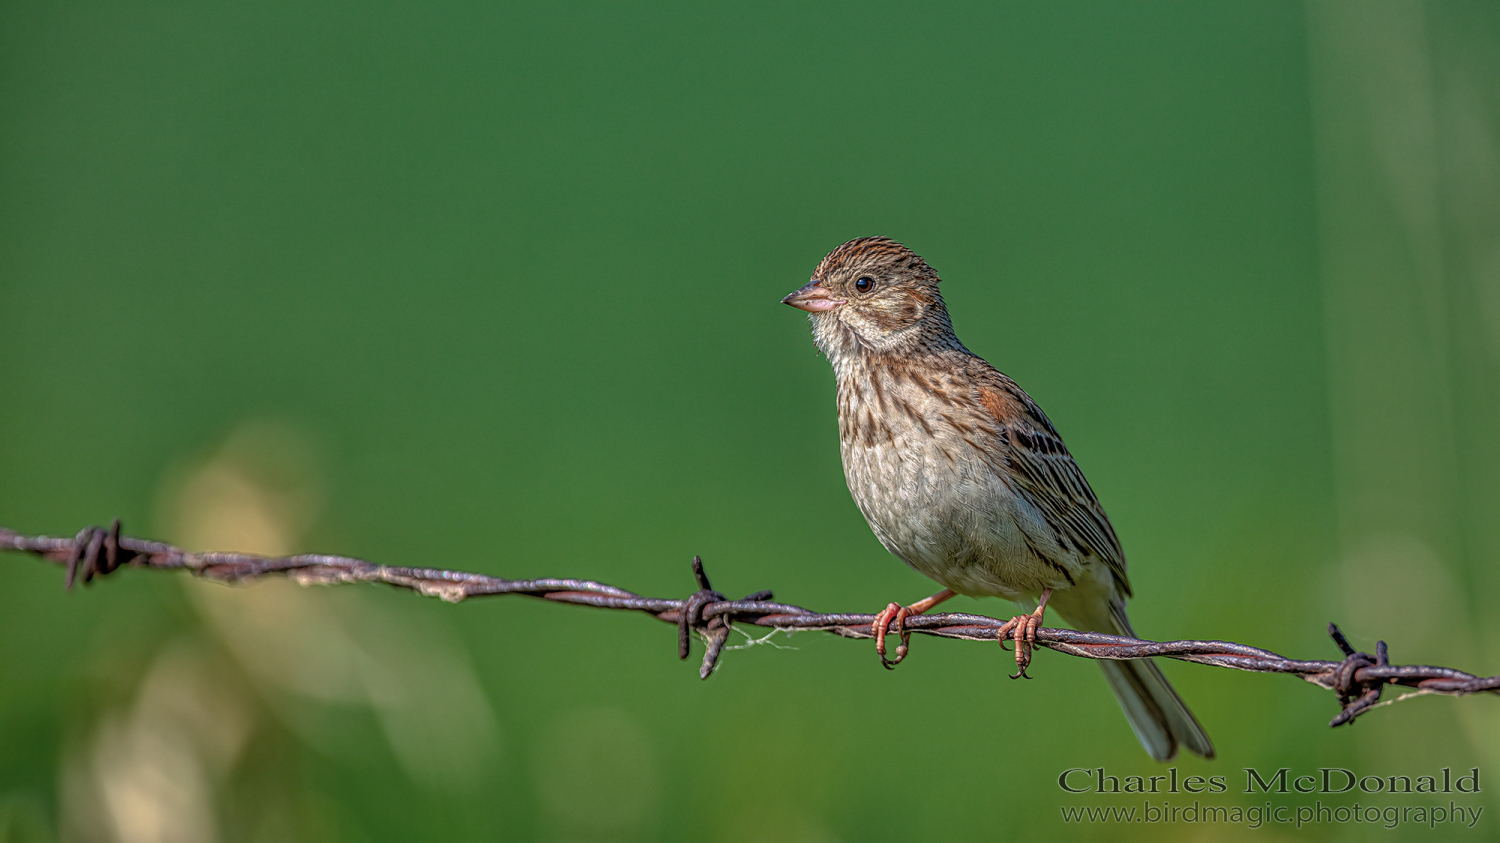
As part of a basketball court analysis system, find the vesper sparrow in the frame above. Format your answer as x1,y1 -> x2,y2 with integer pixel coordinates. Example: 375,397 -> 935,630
782,236 -> 1213,761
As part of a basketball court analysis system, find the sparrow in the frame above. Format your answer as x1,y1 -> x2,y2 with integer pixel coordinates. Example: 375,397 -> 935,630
782,236 -> 1213,761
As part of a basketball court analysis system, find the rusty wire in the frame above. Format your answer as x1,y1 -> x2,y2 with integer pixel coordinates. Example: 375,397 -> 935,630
4,521 -> 1497,726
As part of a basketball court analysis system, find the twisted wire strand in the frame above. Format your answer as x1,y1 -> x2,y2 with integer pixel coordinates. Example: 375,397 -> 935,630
4,522 -> 1496,725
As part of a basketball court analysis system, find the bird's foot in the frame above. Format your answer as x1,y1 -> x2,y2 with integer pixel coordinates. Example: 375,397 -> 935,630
872,588 -> 956,669
996,611 -> 1043,678
997,588 -> 1052,679
873,602 -> 911,669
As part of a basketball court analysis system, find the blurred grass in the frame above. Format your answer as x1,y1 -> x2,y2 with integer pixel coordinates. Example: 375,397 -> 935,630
2,1 -> 1498,841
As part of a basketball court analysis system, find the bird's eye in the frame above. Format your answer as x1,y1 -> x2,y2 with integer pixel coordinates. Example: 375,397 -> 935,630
855,276 -> 874,293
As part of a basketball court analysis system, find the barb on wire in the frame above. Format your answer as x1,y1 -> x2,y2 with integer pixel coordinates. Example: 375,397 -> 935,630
4,521 -> 1498,727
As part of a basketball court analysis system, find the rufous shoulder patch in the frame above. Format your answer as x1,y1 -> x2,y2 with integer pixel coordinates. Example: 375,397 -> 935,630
976,384 -> 1021,426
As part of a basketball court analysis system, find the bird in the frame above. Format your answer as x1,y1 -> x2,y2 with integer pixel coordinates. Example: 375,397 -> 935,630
781,235 -> 1213,761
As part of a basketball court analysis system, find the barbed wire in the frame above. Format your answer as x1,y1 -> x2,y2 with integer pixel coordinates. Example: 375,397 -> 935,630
4,521 -> 1497,727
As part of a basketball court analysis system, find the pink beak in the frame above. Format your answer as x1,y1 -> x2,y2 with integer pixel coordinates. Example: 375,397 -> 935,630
781,281 -> 844,313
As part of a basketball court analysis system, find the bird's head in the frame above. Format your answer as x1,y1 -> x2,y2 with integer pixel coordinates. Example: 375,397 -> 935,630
782,236 -> 955,359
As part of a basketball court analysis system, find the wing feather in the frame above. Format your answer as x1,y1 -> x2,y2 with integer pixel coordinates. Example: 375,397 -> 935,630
972,365 -> 1131,596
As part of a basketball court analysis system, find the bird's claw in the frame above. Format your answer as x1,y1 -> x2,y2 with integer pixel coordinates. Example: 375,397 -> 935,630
874,602 -> 911,669
871,589 -> 956,669
997,609 -> 1044,679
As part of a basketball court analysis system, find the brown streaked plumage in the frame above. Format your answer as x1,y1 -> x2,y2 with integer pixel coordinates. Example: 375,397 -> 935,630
782,236 -> 1213,761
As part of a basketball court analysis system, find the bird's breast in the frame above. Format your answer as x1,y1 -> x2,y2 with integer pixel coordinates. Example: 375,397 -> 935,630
834,366 -> 1080,600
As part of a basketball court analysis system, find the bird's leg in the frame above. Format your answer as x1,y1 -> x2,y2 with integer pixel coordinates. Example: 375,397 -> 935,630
873,588 -> 956,669
996,588 -> 1052,679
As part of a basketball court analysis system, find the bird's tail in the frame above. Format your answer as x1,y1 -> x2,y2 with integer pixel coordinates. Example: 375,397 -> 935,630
1055,590 -> 1214,761
1095,601 -> 1214,761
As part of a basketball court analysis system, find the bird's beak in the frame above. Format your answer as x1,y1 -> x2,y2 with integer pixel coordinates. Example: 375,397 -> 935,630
781,281 -> 844,313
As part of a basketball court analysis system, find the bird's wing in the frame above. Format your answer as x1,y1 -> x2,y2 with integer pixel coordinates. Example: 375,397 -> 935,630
972,365 -> 1132,596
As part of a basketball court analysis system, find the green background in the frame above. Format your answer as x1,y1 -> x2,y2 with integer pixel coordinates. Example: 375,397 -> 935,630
3,2 -> 1499,841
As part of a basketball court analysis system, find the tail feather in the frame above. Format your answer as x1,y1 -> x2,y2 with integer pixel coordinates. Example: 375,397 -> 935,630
1097,601 -> 1214,761
1098,657 -> 1214,761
